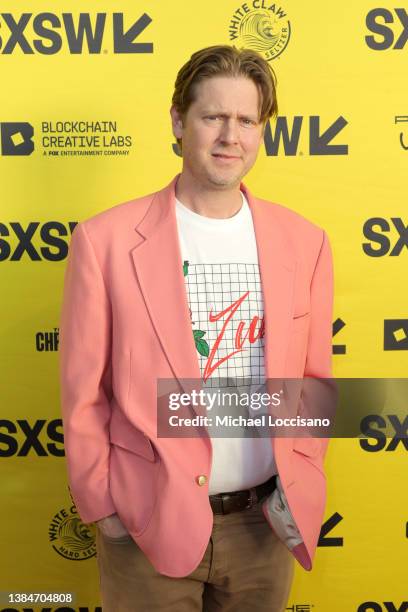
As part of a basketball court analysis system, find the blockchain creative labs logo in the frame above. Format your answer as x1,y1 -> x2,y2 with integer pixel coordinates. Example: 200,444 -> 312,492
0,120 -> 133,157
228,2 -> 291,61
49,504 -> 96,560
395,115 -> 408,150
42,120 -> 133,157
384,319 -> 408,351
0,122 -> 34,155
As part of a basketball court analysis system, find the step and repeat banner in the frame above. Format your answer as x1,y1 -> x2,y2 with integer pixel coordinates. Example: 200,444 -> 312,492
1,1 -> 407,611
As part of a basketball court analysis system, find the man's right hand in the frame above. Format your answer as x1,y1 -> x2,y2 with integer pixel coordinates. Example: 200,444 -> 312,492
96,513 -> 130,538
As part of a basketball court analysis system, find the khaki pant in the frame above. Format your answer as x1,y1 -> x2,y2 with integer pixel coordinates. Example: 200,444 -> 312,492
95,500 -> 294,612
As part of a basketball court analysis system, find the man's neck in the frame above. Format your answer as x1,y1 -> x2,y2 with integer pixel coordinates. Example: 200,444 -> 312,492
175,172 -> 243,219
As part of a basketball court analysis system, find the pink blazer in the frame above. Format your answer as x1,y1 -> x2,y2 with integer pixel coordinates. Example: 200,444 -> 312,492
59,174 -> 334,577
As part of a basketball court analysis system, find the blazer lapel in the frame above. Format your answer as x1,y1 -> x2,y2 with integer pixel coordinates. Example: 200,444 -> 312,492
241,183 -> 297,379
130,176 -> 202,398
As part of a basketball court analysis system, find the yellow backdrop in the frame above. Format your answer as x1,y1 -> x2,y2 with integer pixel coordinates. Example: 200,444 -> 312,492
1,1 -> 407,610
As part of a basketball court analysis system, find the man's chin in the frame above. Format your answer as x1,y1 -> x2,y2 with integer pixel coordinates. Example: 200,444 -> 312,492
206,172 -> 243,189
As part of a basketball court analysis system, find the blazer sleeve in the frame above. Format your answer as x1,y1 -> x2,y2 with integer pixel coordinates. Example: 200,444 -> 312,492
302,229 -> 336,462
58,221 -> 117,524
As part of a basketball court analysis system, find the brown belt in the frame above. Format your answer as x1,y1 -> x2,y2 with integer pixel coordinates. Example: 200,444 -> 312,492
209,474 -> 277,515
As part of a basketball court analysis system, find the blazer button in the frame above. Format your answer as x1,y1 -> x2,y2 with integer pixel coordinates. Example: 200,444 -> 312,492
196,475 -> 207,486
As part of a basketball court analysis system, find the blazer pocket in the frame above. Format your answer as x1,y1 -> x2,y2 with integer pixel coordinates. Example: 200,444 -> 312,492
109,419 -> 156,463
292,312 -> 310,334
292,436 -> 320,457
292,437 -> 326,477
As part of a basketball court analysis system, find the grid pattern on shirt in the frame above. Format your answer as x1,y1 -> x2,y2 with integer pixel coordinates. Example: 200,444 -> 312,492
184,262 -> 265,388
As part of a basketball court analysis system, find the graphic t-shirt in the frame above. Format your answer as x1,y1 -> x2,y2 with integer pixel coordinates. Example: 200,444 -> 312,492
175,191 -> 278,495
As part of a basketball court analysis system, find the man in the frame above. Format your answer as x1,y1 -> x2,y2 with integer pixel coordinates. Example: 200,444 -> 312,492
59,45 -> 334,611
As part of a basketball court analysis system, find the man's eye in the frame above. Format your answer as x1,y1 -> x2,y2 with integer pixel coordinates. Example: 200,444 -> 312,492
206,116 -> 219,121
241,118 -> 255,126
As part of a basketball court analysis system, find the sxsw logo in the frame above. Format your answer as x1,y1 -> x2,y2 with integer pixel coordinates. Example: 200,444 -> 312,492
0,122 -> 34,155
0,221 -> 77,261
333,318 -> 346,355
263,116 -> 348,156
318,512 -> 343,547
360,415 -> 408,452
362,218 -> 408,256
357,603 -> 408,612
0,12 -> 153,54
0,419 -> 64,457
384,320 -> 408,351
365,8 -> 408,50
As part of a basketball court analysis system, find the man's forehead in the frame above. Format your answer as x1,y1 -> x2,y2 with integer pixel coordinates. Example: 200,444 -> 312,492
185,76 -> 262,119
192,89 -> 260,111
193,76 -> 259,98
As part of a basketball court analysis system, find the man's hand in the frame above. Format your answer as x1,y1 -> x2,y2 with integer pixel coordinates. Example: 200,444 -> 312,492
96,513 -> 130,538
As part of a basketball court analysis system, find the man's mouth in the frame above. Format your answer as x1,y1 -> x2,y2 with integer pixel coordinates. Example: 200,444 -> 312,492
212,153 -> 240,159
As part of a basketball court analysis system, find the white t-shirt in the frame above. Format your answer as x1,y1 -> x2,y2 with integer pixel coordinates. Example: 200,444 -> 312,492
175,191 -> 278,495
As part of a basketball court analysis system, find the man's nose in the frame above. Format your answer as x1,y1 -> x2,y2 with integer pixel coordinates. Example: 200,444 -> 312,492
219,119 -> 239,144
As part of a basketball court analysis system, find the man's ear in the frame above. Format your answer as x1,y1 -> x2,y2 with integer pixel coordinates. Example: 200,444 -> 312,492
170,105 -> 184,140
